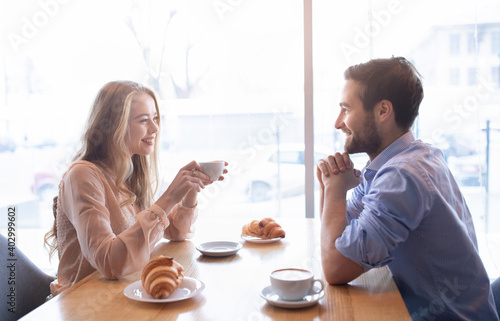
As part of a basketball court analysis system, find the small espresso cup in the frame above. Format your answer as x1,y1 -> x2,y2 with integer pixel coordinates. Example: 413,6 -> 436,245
199,161 -> 225,181
270,268 -> 324,301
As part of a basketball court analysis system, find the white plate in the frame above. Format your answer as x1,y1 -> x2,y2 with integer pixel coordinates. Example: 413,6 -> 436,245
196,241 -> 243,257
241,234 -> 283,244
124,277 -> 205,303
260,285 -> 324,309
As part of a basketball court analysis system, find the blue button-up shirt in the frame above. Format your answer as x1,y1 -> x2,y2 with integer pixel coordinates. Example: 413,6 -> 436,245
336,132 -> 499,320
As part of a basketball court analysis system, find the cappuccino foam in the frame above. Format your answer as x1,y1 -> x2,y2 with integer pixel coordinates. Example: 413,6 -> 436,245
272,269 -> 312,281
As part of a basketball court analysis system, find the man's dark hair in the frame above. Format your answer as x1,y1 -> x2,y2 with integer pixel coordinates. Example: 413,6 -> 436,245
344,57 -> 424,130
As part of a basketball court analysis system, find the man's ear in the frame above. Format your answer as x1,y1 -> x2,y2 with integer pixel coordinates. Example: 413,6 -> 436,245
375,99 -> 393,123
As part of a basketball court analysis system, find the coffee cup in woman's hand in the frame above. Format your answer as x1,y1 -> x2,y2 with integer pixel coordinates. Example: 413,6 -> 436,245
199,161 -> 225,181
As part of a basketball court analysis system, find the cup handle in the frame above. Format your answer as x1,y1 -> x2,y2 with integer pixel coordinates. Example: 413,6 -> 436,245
312,279 -> 325,293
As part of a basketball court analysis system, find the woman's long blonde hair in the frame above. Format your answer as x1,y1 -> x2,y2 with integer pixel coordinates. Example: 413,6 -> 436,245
44,81 -> 161,258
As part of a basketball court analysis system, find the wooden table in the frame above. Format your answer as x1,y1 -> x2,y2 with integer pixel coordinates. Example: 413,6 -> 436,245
22,218 -> 411,320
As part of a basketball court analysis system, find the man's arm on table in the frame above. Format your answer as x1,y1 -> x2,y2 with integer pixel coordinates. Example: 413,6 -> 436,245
318,153 -> 364,284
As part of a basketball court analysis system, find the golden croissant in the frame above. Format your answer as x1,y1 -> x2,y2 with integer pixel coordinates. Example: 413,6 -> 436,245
141,256 -> 184,299
242,218 -> 286,239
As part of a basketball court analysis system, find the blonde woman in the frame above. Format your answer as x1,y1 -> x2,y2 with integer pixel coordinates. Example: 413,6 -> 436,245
45,81 -> 225,296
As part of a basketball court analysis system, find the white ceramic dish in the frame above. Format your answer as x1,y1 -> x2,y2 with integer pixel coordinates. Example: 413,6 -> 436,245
241,234 -> 283,244
196,241 -> 243,257
124,277 -> 205,303
260,285 -> 324,309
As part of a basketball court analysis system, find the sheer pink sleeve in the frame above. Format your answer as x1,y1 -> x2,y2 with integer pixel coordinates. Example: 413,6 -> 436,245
164,203 -> 198,241
62,164 -> 168,279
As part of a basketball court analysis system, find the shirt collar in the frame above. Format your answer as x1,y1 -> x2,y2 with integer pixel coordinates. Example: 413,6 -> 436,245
366,131 -> 416,172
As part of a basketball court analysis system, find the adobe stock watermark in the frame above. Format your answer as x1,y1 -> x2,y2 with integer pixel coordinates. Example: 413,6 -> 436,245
212,0 -> 244,21
411,277 -> 467,321
7,0 -> 72,53
429,77 -> 495,147
5,207 -> 17,316
197,108 -> 291,209
340,0 -> 403,62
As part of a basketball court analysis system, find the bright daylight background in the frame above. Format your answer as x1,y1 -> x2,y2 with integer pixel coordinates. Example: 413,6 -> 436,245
1,0 -> 499,281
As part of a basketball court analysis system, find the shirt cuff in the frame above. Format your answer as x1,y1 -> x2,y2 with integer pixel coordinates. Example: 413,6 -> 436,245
180,201 -> 198,209
148,204 -> 168,229
165,203 -> 198,240
335,219 -> 394,272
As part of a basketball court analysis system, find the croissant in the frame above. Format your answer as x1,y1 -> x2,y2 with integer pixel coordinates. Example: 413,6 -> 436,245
141,256 -> 184,299
242,218 -> 286,239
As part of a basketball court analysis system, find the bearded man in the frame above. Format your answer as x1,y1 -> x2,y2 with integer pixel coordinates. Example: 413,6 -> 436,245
317,57 -> 498,320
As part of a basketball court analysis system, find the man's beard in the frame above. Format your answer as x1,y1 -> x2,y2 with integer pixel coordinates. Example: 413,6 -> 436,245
344,114 -> 382,155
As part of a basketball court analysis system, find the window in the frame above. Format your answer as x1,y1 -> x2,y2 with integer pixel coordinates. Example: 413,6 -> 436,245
468,67 -> 477,86
269,151 -> 302,165
0,0 -> 305,274
1,0 -> 499,280
493,67 -> 500,84
312,0 -> 500,280
467,32 -> 475,54
492,32 -> 500,54
450,33 -> 460,55
449,68 -> 460,86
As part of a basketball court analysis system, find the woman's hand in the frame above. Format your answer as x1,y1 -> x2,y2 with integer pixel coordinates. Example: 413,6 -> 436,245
182,161 -> 228,207
155,161 -> 211,211
214,161 -> 229,181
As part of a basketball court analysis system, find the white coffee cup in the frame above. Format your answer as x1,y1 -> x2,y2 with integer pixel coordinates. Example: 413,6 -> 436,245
270,268 -> 324,301
199,161 -> 225,181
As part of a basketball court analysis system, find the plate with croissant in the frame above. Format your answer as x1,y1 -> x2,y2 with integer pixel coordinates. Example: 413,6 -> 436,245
124,277 -> 204,303
124,256 -> 205,303
241,218 -> 286,243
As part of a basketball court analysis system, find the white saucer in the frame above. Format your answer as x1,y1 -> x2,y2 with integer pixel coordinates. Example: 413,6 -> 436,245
124,277 -> 205,303
196,241 -> 243,257
241,234 -> 283,244
260,285 -> 324,309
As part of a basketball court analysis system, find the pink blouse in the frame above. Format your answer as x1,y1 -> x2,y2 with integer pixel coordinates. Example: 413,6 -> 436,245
50,160 -> 197,296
